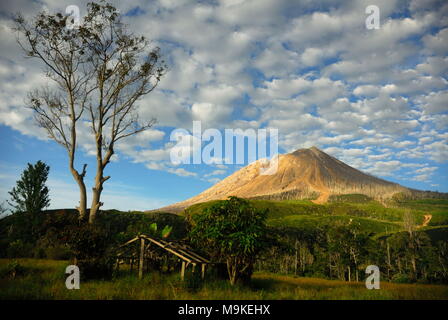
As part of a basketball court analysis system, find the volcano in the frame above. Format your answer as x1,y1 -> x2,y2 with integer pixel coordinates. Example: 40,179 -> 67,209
157,146 -> 410,213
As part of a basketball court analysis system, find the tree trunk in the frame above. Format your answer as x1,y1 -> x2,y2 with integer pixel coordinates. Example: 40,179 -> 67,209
76,178 -> 88,221
70,166 -> 87,221
227,258 -> 238,285
386,240 -> 391,279
89,136 -> 112,223
294,240 -> 298,275
89,175 -> 103,224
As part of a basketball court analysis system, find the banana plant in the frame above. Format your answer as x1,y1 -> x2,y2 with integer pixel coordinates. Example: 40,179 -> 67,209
148,222 -> 173,239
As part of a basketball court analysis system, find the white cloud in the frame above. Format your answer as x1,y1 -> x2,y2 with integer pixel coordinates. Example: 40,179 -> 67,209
167,167 -> 197,177
420,91 -> 448,114
0,0 -> 446,191
423,28 -> 448,55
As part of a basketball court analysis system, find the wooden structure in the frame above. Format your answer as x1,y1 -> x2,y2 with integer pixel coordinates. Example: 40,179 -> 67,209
116,234 -> 211,280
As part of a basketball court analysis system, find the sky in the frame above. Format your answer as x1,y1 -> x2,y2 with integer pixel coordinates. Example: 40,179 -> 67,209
0,0 -> 447,211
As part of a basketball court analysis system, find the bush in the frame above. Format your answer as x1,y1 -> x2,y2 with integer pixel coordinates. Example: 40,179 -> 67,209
78,257 -> 115,280
188,196 -> 268,285
45,245 -> 72,260
0,239 -> 9,258
184,270 -> 204,292
6,240 -> 33,258
391,273 -> 412,284
65,223 -> 115,280
0,260 -> 26,279
33,247 -> 47,259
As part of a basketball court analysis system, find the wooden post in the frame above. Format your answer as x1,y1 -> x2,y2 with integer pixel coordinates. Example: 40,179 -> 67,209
139,237 -> 145,279
294,240 -> 298,275
192,263 -> 196,273
181,261 -> 186,281
201,264 -> 206,280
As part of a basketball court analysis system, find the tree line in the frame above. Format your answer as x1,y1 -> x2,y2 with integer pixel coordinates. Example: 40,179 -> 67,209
255,222 -> 448,284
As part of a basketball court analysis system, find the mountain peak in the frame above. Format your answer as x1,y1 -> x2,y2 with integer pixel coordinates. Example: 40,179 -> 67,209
156,147 -> 409,213
309,146 -> 324,155
290,146 -> 325,157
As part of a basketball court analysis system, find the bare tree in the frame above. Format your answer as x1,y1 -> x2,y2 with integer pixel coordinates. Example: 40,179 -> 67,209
14,1 -> 165,223
403,210 -> 418,278
403,210 -> 415,237
0,202 -> 8,219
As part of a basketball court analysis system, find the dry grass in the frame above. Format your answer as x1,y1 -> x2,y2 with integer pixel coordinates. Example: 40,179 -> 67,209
1,259 -> 447,300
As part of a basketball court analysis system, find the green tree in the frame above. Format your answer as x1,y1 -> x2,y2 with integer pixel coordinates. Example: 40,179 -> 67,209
7,161 -> 50,241
188,197 -> 268,285
8,161 -> 50,215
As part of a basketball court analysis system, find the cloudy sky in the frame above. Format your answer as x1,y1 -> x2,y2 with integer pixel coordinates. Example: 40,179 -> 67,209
0,0 -> 447,211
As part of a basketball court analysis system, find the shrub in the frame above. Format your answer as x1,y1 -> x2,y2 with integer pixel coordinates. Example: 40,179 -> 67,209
6,240 -> 33,258
45,245 -> 72,260
0,239 -> 9,258
78,257 -> 115,280
184,270 -> 204,292
0,260 -> 26,279
391,273 -> 412,284
188,196 -> 268,285
65,223 -> 115,280
33,247 -> 47,259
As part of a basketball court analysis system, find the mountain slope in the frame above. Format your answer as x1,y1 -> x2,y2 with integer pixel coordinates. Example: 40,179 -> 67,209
157,146 -> 409,213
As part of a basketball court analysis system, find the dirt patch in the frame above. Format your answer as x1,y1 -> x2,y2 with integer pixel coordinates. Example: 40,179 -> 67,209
311,191 -> 330,204
420,214 -> 432,227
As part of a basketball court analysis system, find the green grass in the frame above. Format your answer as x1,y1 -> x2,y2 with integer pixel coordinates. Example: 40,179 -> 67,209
396,199 -> 448,226
268,215 -> 402,234
1,259 -> 447,300
418,226 -> 448,243
185,197 -> 448,236
329,194 -> 373,203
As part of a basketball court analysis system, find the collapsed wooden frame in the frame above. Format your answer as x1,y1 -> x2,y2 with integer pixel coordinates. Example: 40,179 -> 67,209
116,234 -> 211,280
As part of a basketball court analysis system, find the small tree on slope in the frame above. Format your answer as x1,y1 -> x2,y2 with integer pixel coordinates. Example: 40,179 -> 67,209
8,160 -> 50,241
188,196 -> 268,285
8,160 -> 50,215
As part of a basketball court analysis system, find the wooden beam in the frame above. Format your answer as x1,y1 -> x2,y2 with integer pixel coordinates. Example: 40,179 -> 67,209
169,244 -> 210,264
151,237 -> 210,264
142,236 -> 193,263
172,242 -> 212,263
119,236 -> 139,248
181,261 -> 186,281
201,264 -> 206,280
170,241 -> 211,263
139,237 -> 145,279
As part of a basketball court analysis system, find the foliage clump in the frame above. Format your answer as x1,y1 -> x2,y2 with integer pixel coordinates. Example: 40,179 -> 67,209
188,196 -> 268,285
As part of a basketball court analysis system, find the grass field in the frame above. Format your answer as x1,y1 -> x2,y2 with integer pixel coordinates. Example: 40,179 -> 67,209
1,198 -> 446,300
1,259 -> 447,300
185,197 -> 448,238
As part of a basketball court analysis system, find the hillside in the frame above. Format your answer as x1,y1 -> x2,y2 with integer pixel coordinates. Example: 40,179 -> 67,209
157,146 -> 412,213
184,197 -> 448,242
